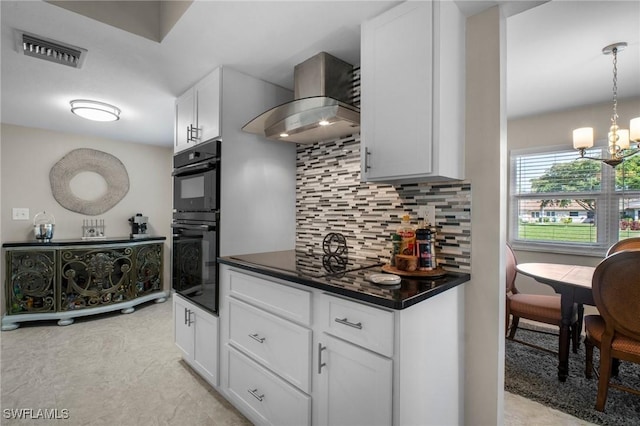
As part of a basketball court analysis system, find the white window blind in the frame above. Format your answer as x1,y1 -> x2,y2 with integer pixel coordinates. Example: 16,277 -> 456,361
510,147 -> 640,256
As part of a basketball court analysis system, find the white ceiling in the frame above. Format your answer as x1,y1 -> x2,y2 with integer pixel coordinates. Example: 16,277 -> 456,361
507,0 -> 639,119
1,1 -> 639,148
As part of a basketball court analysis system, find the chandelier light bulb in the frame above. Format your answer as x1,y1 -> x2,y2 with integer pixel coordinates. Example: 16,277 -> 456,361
631,117 -> 640,143
617,129 -> 630,150
573,127 -> 593,149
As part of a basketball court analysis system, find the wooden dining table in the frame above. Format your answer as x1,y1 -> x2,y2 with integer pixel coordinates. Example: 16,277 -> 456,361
515,262 -> 596,382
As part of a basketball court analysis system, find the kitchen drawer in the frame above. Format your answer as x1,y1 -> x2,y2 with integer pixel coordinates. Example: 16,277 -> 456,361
228,270 -> 311,326
318,293 -> 394,357
227,348 -> 311,426
228,297 -> 311,393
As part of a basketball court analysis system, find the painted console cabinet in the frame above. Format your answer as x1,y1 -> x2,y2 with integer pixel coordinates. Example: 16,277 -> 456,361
218,265 -> 464,426
2,237 -> 167,331
360,0 -> 465,183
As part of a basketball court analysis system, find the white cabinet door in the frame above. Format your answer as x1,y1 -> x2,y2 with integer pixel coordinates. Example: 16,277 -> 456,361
192,303 -> 219,386
195,68 -> 221,144
361,0 -> 433,182
174,295 -> 194,359
228,348 -> 311,426
360,1 -> 464,183
316,333 -> 393,426
175,89 -> 196,153
174,68 -> 221,153
228,297 -> 311,393
173,295 -> 218,387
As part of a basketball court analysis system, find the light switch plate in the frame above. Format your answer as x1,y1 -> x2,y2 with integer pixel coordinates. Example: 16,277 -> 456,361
12,208 -> 30,220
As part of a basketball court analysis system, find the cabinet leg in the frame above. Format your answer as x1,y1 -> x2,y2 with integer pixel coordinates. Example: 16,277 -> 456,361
2,322 -> 20,331
57,318 -> 74,326
121,307 -> 135,314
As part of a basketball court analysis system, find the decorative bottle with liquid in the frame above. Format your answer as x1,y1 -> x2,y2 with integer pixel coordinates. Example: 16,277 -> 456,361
397,214 -> 416,255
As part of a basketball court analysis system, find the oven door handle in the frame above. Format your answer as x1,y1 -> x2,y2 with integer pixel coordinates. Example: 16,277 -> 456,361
171,223 -> 216,232
172,159 -> 218,177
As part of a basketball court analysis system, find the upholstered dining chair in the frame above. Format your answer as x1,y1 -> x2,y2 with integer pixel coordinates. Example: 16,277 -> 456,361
505,244 -> 579,354
584,249 -> 640,412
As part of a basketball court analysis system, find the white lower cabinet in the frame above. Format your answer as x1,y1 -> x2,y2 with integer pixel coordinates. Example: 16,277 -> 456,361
173,294 -> 218,387
227,347 -> 311,426
228,297 -> 311,393
219,265 -> 463,426
315,333 -> 393,426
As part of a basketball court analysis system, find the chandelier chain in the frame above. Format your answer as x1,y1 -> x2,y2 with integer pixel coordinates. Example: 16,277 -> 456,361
611,46 -> 618,127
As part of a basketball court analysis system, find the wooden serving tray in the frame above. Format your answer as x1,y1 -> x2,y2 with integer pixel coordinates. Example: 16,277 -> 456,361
382,264 -> 447,278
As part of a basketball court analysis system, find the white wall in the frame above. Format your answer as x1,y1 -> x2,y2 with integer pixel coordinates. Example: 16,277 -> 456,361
464,6 -> 506,425
1,123 -> 173,314
219,68 -> 296,256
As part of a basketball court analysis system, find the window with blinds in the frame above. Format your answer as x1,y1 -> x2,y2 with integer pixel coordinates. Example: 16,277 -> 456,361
511,147 -> 640,255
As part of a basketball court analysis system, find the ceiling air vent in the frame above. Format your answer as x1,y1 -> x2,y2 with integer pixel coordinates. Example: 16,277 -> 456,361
14,30 -> 87,69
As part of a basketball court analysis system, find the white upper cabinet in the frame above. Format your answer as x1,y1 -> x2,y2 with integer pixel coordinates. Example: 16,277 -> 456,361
360,1 -> 465,183
175,68 -> 221,153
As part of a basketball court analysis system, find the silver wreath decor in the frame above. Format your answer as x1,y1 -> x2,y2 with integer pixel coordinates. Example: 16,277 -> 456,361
49,148 -> 129,215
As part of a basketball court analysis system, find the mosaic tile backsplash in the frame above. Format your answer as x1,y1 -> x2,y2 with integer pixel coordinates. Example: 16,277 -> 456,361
295,135 -> 471,271
294,67 -> 471,271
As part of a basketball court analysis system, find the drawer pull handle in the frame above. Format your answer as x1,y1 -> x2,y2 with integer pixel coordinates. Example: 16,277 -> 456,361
249,333 -> 266,343
248,388 -> 264,402
318,343 -> 327,374
335,317 -> 362,329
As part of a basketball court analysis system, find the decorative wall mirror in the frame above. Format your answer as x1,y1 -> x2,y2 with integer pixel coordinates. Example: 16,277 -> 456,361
49,148 -> 129,215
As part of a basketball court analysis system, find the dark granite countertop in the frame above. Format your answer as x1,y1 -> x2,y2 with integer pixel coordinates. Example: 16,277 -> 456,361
219,250 -> 470,310
2,236 -> 166,248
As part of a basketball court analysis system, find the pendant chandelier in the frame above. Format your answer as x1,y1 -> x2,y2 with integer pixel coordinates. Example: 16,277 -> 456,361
573,42 -> 640,167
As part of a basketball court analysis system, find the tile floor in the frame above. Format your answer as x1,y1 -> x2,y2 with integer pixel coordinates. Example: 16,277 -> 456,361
0,297 -> 595,425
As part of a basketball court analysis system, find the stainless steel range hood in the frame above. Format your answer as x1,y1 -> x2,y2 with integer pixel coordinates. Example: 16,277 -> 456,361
242,52 -> 360,144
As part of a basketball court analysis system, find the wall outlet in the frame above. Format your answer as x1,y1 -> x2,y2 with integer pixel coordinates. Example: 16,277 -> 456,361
12,208 -> 30,220
418,205 -> 436,226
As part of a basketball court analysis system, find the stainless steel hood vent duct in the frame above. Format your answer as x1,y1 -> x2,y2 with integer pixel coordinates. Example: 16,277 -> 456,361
242,52 -> 360,144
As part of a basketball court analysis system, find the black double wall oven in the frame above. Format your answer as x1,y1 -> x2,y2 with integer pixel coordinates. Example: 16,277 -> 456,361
172,140 -> 220,314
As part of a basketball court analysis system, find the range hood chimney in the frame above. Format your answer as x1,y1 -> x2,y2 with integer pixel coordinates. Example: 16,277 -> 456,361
242,52 -> 360,144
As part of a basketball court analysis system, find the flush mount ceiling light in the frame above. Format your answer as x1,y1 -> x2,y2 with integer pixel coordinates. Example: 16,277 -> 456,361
573,42 -> 640,167
70,99 -> 121,122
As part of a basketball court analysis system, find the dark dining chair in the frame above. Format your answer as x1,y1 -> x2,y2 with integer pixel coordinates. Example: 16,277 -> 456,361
573,238 -> 640,351
584,249 -> 640,412
505,244 -> 579,354
606,237 -> 640,256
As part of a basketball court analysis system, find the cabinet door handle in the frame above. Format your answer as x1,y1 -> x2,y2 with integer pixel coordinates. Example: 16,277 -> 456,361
248,388 -> 264,402
318,343 -> 327,374
249,333 -> 266,343
364,147 -> 372,171
335,317 -> 363,329
187,124 -> 200,141
186,309 -> 194,326
184,307 -> 188,325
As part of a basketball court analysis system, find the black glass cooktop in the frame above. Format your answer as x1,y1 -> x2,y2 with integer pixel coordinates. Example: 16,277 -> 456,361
229,250 -> 382,278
